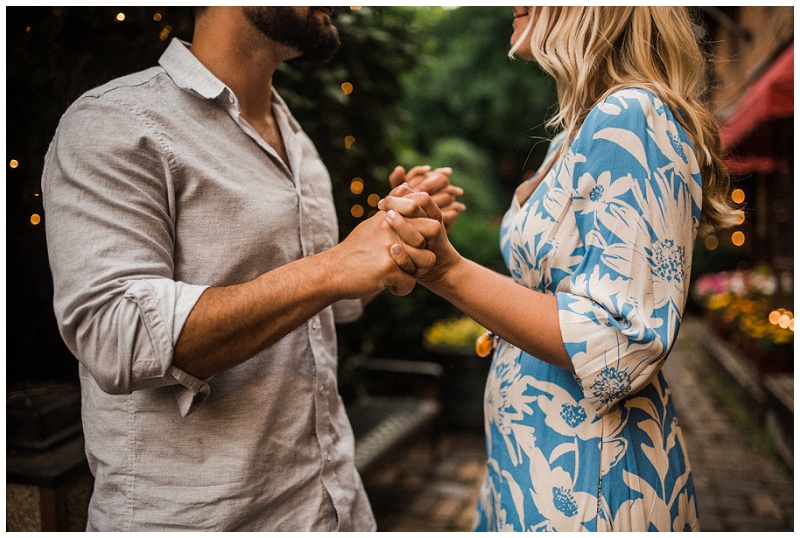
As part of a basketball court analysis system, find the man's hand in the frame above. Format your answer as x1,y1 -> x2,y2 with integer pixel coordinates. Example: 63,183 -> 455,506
379,184 -> 462,288
389,165 -> 466,230
328,208 -> 439,297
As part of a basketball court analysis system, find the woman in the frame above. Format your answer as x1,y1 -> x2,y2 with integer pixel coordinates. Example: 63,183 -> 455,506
382,6 -> 741,532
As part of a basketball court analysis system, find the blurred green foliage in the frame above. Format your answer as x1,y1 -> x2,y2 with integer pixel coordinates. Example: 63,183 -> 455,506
395,6 -> 558,193
341,7 -> 558,360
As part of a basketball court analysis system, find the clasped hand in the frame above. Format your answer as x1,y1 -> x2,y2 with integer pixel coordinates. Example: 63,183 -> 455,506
333,166 -> 463,298
380,181 -> 462,293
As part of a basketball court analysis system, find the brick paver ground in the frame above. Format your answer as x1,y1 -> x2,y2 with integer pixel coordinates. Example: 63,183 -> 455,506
665,316 -> 794,532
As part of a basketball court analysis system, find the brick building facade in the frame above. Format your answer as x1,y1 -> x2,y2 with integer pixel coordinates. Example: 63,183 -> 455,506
699,6 -> 794,274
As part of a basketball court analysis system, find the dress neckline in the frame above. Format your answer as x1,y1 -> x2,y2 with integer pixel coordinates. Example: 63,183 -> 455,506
514,144 -> 562,207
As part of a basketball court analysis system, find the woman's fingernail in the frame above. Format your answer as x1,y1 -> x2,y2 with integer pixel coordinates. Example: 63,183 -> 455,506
391,244 -> 402,255
387,210 -> 397,219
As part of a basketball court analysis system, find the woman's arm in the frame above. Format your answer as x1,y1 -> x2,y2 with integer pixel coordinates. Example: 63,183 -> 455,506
379,187 -> 573,371
428,256 -> 573,371
383,90 -> 703,417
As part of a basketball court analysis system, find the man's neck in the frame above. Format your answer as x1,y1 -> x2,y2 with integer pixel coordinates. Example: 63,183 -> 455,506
189,7 -> 298,121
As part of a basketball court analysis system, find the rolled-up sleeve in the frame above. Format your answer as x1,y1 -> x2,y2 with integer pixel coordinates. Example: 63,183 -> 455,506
555,91 -> 701,417
42,95 -> 209,413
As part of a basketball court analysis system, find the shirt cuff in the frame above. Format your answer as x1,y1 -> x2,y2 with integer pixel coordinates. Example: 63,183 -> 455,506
125,278 -> 210,414
169,365 -> 211,417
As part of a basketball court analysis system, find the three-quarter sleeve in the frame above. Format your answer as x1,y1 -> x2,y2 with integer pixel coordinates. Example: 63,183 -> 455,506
556,90 -> 703,417
42,95 -> 209,414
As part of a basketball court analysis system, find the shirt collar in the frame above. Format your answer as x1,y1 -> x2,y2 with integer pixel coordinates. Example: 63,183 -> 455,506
158,38 -> 301,134
159,38 -> 227,101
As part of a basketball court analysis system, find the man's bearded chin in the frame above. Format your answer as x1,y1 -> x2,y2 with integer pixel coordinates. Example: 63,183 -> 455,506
244,7 -> 341,64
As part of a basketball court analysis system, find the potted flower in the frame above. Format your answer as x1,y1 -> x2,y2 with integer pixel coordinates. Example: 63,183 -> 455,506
692,266 -> 793,378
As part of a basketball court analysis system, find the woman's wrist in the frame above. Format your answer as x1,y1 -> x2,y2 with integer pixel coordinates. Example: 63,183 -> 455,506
420,250 -> 465,296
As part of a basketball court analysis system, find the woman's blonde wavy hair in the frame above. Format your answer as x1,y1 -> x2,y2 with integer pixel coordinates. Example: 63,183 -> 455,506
511,6 -> 741,234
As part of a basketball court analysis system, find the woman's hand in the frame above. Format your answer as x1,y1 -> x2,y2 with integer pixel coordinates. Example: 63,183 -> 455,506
389,165 -> 466,231
379,184 -> 463,288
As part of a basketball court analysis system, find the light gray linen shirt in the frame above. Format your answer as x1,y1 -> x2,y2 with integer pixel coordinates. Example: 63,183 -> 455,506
41,38 -> 375,531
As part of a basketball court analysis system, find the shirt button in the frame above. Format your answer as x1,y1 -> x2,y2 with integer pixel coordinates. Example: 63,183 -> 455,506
319,386 -> 325,395
311,321 -> 318,330
327,454 -> 332,462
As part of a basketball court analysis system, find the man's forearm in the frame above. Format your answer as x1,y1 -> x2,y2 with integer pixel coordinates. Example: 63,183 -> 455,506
172,249 -> 343,378
172,208 -> 436,378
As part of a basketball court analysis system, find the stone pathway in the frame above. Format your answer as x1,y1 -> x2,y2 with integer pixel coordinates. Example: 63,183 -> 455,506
664,316 -> 794,532
362,428 -> 486,532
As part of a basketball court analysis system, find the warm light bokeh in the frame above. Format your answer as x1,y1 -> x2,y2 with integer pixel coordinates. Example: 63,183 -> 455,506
350,204 -> 364,218
350,178 -> 364,195
704,235 -> 718,251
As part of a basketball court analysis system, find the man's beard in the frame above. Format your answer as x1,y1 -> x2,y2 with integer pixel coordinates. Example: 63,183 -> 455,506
243,7 -> 341,64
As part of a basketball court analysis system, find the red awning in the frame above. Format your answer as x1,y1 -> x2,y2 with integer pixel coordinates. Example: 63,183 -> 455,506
719,43 -> 794,174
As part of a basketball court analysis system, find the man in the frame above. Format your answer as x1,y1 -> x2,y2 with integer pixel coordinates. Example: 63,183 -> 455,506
42,7 -> 461,531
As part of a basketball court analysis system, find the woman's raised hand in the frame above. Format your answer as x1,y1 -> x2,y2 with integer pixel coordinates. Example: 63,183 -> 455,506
388,165 -> 466,230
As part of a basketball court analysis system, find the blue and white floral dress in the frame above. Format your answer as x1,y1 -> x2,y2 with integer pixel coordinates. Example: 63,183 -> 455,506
473,88 -> 702,532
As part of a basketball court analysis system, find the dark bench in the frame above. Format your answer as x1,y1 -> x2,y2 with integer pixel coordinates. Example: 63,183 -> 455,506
342,357 -> 444,475
7,383 -> 88,531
